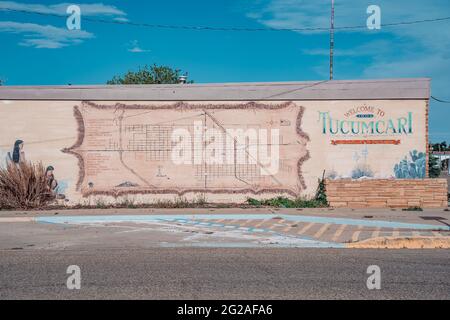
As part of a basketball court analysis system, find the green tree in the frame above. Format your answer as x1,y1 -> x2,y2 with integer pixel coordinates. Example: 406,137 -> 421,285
107,64 -> 192,85
429,154 -> 442,178
431,141 -> 450,151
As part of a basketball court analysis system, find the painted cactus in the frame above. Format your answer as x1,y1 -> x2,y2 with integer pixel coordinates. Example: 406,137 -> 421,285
394,150 -> 426,179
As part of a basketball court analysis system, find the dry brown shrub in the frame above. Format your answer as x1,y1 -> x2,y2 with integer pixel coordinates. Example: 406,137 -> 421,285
0,162 -> 54,209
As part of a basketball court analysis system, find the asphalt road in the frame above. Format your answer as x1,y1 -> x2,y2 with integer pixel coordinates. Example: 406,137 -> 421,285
1,248 -> 449,300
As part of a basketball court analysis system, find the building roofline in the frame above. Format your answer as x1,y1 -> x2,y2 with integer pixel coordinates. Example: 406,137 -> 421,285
0,78 -> 431,101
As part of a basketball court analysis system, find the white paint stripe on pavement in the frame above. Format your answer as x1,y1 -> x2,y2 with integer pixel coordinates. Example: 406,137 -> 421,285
314,224 -> 330,238
254,220 -> 268,228
267,219 -> 285,230
35,214 -> 450,231
239,220 -> 252,227
332,224 -> 346,242
351,226 -> 363,242
371,227 -> 381,238
352,231 -> 361,242
298,223 -> 314,235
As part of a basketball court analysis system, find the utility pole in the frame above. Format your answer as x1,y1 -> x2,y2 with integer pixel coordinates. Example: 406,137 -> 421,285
330,0 -> 335,80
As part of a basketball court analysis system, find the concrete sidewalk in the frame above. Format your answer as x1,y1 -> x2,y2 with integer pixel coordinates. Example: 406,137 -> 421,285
1,207 -> 449,228
0,207 -> 449,249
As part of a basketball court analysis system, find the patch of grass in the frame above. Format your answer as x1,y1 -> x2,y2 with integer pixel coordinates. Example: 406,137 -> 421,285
247,198 -> 262,206
402,206 -> 423,212
194,193 -> 207,206
246,174 -> 328,208
94,198 -> 108,209
152,195 -> 209,208
246,196 -> 328,208
117,197 -> 138,209
13,194 -> 234,211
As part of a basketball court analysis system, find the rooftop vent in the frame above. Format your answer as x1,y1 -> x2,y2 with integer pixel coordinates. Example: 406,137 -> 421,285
178,74 -> 188,84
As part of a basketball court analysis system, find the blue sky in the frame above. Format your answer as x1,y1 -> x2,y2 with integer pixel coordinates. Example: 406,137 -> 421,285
0,0 -> 449,142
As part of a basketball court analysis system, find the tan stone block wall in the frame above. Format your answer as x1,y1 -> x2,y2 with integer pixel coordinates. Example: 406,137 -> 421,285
326,179 -> 448,208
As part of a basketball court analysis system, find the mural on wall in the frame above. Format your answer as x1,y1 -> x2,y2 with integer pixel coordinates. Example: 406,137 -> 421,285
8,140 -> 26,165
0,98 -> 427,203
350,145 -> 374,179
394,150 -> 426,179
0,148 -> 8,169
63,101 -> 310,198
319,105 -> 413,136
0,141 -> 23,169
351,164 -> 374,179
45,165 -> 66,197
0,139 -> 67,200
320,104 -> 424,180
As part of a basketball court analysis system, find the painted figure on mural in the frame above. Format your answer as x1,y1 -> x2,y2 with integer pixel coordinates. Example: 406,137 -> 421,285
45,166 -> 66,200
45,166 -> 58,193
7,140 -> 26,165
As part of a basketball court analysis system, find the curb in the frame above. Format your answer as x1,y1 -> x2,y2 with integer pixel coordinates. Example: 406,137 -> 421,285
346,236 -> 450,249
0,217 -> 35,223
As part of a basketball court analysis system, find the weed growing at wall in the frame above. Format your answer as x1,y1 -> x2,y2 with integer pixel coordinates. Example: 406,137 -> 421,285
246,174 -> 328,208
152,195 -> 208,208
117,196 -> 138,209
246,197 -> 327,208
94,198 -> 108,209
402,207 -> 423,211
315,173 -> 328,205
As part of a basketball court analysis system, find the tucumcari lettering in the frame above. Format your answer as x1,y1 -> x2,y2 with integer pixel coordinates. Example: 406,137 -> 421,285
319,111 -> 413,135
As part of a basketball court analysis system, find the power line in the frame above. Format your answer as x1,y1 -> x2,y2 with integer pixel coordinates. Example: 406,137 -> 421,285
1,7 -> 450,32
431,96 -> 450,104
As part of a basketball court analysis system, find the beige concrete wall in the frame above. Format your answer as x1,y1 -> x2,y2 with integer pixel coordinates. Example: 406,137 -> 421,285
0,99 -> 427,204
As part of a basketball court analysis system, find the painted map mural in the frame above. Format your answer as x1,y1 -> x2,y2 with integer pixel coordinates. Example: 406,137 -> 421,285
63,101 -> 310,197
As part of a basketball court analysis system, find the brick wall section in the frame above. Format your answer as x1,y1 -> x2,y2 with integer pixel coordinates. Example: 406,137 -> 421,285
326,179 -> 448,209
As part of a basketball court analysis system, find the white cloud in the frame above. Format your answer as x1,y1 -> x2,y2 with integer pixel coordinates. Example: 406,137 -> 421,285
127,40 -> 150,53
246,0 -> 449,36
0,1 -> 126,48
0,1 -> 127,17
0,20 -> 93,48
20,38 -> 65,49
246,0 -> 450,97
114,17 -> 129,23
245,0 -> 450,141
245,0 -> 360,32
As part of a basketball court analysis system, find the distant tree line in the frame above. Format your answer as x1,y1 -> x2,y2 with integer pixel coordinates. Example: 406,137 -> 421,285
429,142 -> 449,178
107,64 -> 193,85
431,141 -> 450,152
